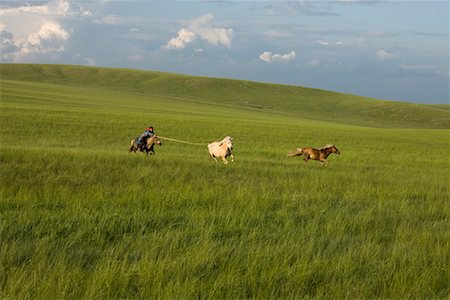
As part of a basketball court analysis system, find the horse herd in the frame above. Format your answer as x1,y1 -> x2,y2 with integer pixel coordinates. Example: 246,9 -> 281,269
129,135 -> 340,166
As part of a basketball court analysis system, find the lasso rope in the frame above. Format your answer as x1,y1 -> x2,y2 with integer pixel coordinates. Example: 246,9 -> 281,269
157,136 -> 207,146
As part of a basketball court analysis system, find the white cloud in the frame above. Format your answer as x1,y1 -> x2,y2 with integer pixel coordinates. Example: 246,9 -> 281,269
163,28 -> 196,49
259,51 -> 272,62
0,0 -> 90,17
1,19 -> 70,60
259,51 -> 296,63
190,13 -> 214,28
0,3 -> 51,16
17,21 -> 70,56
0,0 -> 93,62
55,0 -> 70,15
29,22 -> 69,44
162,13 -> 233,50
376,49 -> 394,61
81,10 -> 93,17
196,27 -> 234,48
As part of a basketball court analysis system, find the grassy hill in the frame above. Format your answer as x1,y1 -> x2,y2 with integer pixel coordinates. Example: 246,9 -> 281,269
1,63 -> 448,129
1,64 -> 449,298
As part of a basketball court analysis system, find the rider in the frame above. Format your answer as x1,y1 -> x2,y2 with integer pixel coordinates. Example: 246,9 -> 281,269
137,126 -> 155,150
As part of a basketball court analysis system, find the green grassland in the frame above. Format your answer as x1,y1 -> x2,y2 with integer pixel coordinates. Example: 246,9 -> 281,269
1,64 -> 449,298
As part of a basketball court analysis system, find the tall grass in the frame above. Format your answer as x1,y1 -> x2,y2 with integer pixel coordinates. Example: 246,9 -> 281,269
1,66 -> 449,298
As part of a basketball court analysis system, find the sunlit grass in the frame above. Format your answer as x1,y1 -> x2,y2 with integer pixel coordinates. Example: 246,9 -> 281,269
0,65 -> 449,298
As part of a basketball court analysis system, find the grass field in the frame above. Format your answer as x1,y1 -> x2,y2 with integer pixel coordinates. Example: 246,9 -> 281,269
1,64 -> 449,298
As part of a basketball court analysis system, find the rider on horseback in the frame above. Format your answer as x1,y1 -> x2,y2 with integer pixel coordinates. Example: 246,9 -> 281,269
137,126 -> 155,151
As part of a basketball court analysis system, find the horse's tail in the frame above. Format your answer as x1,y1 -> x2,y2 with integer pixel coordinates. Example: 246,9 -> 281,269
129,137 -> 138,152
287,148 -> 303,157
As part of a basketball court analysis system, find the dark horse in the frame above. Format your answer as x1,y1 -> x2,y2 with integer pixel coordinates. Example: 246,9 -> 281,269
129,135 -> 162,157
288,144 -> 340,166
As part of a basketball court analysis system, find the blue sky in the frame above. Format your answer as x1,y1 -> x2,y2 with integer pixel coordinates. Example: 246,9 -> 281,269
1,0 -> 449,104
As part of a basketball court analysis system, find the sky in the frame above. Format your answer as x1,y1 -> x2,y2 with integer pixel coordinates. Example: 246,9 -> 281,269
1,0 -> 449,104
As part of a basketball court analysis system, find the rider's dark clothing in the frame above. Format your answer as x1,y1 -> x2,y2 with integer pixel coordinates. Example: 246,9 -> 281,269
137,127 -> 155,150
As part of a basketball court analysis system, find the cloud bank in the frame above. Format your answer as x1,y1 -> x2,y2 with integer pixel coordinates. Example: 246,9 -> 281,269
0,0 -> 91,61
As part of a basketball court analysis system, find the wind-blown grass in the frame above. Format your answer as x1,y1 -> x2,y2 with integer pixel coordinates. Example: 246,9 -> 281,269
0,64 -> 449,298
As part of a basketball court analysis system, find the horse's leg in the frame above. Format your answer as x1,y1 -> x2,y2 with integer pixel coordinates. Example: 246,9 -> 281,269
150,145 -> 155,155
221,157 -> 229,164
303,155 -> 309,165
321,159 -> 328,166
230,154 -> 235,162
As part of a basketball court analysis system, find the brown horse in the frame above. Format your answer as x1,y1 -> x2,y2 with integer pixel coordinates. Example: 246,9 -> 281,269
129,135 -> 162,156
288,144 -> 340,166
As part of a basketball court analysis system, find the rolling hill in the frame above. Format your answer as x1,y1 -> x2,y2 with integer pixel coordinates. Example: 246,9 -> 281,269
1,63 -> 448,129
1,63 -> 449,298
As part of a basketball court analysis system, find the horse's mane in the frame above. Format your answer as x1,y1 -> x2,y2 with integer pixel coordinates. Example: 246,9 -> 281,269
318,144 -> 334,150
148,135 -> 159,141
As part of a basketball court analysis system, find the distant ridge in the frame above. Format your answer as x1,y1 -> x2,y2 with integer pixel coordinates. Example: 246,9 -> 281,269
1,63 -> 448,129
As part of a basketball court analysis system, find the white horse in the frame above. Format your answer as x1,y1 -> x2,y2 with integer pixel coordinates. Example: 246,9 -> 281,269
208,136 -> 234,164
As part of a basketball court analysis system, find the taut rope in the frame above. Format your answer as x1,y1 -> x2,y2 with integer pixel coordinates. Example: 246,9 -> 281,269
157,136 -> 207,146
